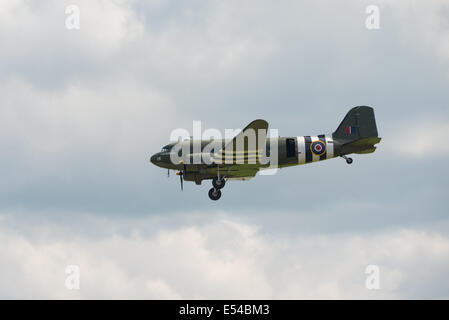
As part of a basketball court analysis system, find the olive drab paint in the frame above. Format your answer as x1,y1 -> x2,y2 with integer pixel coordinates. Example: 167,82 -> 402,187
150,106 -> 381,200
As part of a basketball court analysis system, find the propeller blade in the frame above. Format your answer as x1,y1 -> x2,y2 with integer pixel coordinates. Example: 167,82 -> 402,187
180,173 -> 183,191
177,160 -> 185,191
167,169 -> 170,178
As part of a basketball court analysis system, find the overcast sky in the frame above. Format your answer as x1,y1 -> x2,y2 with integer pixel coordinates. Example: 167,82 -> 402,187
1,0 -> 449,299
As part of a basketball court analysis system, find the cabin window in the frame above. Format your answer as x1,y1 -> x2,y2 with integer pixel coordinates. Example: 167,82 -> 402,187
286,138 -> 295,157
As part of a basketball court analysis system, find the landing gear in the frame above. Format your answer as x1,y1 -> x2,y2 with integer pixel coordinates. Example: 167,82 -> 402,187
208,188 -> 222,201
341,155 -> 353,164
209,167 -> 226,200
212,177 -> 226,189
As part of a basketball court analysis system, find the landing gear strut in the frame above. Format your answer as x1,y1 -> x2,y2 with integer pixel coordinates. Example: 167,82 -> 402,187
209,168 -> 226,200
341,155 -> 353,164
212,177 -> 226,189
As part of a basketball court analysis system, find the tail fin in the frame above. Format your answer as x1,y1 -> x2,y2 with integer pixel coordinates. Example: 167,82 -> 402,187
333,106 -> 379,141
333,106 -> 381,155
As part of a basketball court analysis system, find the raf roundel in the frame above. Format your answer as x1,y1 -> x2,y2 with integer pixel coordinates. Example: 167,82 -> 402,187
310,140 -> 326,156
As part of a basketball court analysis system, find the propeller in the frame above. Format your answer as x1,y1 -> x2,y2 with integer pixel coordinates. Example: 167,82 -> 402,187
176,160 -> 186,191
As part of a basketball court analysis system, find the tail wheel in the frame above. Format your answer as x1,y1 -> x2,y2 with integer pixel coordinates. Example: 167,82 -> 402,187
212,177 -> 226,189
341,155 -> 353,165
208,188 -> 222,201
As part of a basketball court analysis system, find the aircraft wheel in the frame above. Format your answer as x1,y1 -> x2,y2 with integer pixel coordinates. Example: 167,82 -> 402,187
208,188 -> 222,201
212,177 -> 226,189
346,157 -> 353,164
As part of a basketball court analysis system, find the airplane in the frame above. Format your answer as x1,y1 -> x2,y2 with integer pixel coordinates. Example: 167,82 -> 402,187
150,106 -> 381,200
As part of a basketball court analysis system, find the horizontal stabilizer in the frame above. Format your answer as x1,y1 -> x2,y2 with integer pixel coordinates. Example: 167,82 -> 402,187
341,137 -> 381,155
356,147 -> 377,154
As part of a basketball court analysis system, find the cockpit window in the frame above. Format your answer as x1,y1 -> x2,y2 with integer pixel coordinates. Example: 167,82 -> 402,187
161,145 -> 173,152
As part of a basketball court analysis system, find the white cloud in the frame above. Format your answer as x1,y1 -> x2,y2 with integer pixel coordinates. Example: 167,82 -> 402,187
379,0 -> 449,71
384,121 -> 449,157
0,0 -> 143,57
0,213 -> 448,299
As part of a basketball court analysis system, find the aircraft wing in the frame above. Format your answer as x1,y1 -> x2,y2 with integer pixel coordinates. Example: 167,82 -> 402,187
222,164 -> 260,180
215,119 -> 269,163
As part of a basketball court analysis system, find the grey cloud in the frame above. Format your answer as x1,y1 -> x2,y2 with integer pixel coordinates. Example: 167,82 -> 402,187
0,0 -> 449,298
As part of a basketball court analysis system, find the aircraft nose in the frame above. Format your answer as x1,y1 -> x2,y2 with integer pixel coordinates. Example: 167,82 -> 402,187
150,154 -> 158,164
150,152 -> 167,168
